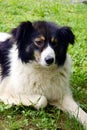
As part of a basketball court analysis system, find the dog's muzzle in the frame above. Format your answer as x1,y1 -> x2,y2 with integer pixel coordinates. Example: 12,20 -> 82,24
39,45 -> 55,67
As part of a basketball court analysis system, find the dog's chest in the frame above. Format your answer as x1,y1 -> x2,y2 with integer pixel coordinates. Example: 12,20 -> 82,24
12,65 -> 68,101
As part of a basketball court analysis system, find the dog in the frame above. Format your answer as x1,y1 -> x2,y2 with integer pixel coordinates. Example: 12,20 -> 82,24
0,21 -> 87,129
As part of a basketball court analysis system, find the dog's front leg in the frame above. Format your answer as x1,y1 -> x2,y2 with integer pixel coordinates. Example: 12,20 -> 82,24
0,93 -> 47,110
60,95 -> 87,129
19,94 -> 47,110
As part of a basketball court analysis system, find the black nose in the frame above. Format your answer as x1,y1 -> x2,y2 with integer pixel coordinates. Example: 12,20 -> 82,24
45,56 -> 54,65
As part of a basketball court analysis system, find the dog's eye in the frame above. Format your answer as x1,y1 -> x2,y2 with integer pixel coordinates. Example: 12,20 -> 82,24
34,40 -> 44,48
36,41 -> 42,46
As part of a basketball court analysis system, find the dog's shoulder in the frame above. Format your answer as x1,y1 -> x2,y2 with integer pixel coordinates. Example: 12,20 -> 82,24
58,54 -> 72,79
0,32 -> 11,42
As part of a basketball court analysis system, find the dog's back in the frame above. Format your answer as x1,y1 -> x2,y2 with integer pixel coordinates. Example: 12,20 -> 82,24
0,32 -> 11,42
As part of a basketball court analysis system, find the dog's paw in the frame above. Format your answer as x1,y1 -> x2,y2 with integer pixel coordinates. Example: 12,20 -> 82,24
0,95 -> 20,105
34,96 -> 47,110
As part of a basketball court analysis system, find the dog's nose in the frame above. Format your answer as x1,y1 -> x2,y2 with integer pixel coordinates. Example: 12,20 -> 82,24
45,56 -> 54,65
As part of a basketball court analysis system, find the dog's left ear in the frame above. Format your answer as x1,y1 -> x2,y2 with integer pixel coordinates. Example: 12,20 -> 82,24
57,26 -> 75,44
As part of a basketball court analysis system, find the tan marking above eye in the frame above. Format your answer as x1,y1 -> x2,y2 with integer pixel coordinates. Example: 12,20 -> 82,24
51,37 -> 55,43
40,36 -> 45,41
51,37 -> 57,43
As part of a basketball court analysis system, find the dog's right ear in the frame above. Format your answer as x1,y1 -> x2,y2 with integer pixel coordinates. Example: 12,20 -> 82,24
11,21 -> 34,43
11,21 -> 35,63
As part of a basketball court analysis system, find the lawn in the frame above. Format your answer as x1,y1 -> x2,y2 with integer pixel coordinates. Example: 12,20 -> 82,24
0,0 -> 87,130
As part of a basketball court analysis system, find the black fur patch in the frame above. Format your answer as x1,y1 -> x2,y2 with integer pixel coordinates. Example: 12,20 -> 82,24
0,39 -> 12,78
11,21 -> 38,63
55,26 -> 75,65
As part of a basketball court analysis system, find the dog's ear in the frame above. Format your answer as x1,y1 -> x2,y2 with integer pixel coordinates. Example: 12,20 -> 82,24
11,21 -> 35,63
57,26 -> 75,44
11,21 -> 34,43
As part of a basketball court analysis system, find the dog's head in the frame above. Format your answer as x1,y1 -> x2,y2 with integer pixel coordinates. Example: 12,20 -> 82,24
11,21 -> 75,67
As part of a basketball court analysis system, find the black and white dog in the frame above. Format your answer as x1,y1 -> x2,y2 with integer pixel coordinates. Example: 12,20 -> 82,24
0,21 -> 87,129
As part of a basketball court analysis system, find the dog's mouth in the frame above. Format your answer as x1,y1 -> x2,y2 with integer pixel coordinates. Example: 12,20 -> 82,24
35,56 -> 55,67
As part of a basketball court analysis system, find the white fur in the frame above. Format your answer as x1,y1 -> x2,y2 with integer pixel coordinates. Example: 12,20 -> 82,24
0,32 -> 11,42
0,44 -> 87,129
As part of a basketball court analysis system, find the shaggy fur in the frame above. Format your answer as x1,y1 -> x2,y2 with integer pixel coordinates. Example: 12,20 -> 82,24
0,21 -> 87,129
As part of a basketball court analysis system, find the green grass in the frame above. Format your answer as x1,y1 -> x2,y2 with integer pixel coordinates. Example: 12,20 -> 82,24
0,0 -> 87,130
